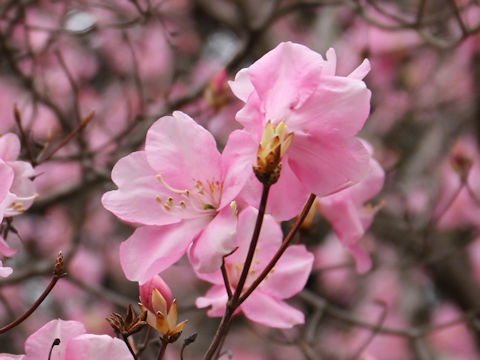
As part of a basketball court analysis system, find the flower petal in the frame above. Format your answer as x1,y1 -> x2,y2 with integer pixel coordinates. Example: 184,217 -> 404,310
102,151 -> 178,226
0,134 -> 21,162
145,111 -> 221,189
195,285 -> 227,317
288,133 -> 370,197
120,219 -> 207,283
189,206 -> 237,273
25,319 -> 86,360
261,244 -> 313,299
288,75 -> 371,135
64,334 -> 132,360
219,130 -> 257,209
241,290 -> 304,328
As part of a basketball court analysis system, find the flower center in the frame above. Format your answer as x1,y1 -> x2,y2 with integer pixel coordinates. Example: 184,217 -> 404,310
156,175 -> 223,217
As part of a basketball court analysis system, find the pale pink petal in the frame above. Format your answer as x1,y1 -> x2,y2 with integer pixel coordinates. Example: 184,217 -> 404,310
25,319 -> 86,360
348,243 -> 372,274
0,236 -> 17,257
189,206 -> 237,273
247,42 -> 324,123
348,58 -> 371,80
266,161 -> 310,221
261,245 -> 313,299
8,161 -> 36,210
0,355 -> 26,359
233,90 -> 265,139
0,161 -> 14,202
323,48 -> 337,76
219,130 -> 257,209
323,156 -> 384,206
238,161 -> 309,221
0,261 -> 13,277
319,199 -> 364,246
241,290 -> 304,328
289,133 -> 370,197
287,75 -> 371,135
228,207 -> 283,266
195,285 -> 227,317
228,68 -> 253,102
145,111 -> 221,189
102,152 -> 178,226
64,334 -> 132,360
120,219 -> 207,283
0,134 -> 21,161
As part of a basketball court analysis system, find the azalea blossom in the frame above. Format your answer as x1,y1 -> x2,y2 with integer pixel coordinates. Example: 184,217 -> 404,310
196,206 -> 314,328
229,42 -> 372,220
139,275 -> 187,337
0,133 -> 37,277
317,141 -> 385,273
0,319 -> 132,360
102,111 -> 256,282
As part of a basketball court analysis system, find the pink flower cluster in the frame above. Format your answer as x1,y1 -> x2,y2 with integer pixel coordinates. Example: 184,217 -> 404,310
103,42 -> 382,328
0,133 -> 36,277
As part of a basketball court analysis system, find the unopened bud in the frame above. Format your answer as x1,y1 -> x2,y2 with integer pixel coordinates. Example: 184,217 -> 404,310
254,121 -> 293,185
450,142 -> 473,182
138,275 -> 187,339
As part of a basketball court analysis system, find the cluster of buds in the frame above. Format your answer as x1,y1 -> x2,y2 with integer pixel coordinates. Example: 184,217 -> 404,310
139,275 -> 187,341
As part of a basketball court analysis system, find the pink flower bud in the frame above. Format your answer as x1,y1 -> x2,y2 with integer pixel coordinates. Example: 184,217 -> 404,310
138,275 -> 187,337
139,275 -> 173,314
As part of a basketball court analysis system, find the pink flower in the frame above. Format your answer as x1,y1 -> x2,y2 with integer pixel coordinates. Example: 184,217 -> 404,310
0,133 -> 37,277
102,111 -> 256,282
0,133 -> 36,217
318,142 -> 385,273
229,42 -> 371,220
139,275 -> 187,336
0,319 -> 132,360
196,206 -> 313,328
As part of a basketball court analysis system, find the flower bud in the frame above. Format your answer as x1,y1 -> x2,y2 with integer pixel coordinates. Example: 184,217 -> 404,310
450,142 -> 473,182
138,275 -> 187,338
139,275 -> 173,314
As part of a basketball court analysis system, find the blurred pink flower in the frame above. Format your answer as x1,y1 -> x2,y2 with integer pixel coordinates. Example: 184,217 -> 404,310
435,137 -> 480,229
196,206 -> 313,328
103,111 -> 256,282
318,142 -> 385,273
229,42 -> 371,220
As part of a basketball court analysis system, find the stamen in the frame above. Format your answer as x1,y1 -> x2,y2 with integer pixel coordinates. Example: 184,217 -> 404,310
157,174 -> 188,195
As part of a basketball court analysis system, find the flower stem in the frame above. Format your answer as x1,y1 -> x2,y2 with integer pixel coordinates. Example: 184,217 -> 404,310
122,334 -> 138,360
202,184 -> 271,360
0,252 -> 65,334
239,193 -> 316,304
231,184 -> 270,303
157,338 -> 169,360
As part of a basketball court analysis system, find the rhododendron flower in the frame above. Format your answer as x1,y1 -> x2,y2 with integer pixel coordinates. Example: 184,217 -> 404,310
0,133 -> 37,216
0,133 -> 37,277
230,42 -> 371,220
318,142 -> 385,273
196,206 -> 314,328
102,111 -> 256,282
0,319 -> 132,360
139,275 -> 187,336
